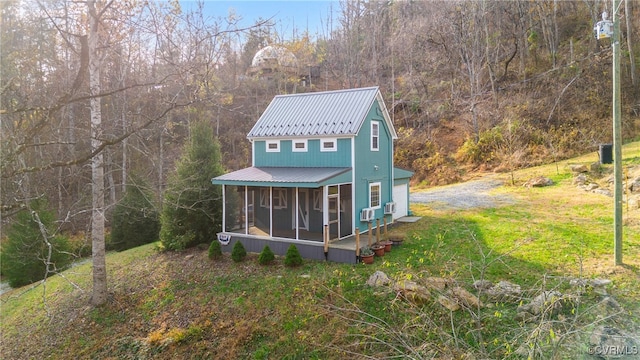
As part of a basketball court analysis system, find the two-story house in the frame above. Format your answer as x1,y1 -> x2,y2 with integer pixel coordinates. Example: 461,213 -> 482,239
211,87 -> 413,263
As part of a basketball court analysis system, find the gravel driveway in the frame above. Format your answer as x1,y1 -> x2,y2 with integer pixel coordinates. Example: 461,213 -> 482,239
410,177 -> 515,210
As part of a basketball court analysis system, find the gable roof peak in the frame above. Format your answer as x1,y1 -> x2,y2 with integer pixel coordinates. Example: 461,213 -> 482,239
248,86 -> 396,139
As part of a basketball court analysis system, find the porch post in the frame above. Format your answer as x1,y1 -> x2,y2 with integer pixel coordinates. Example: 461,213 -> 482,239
324,224 -> 329,257
323,185 -> 328,229
221,184 -> 226,232
269,186 -> 273,237
244,185 -> 248,235
295,187 -> 299,240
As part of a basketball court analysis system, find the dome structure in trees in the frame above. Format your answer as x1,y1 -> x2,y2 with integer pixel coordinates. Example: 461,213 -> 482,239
248,45 -> 298,77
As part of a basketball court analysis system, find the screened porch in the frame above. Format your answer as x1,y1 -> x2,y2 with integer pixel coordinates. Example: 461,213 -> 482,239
222,184 -> 353,242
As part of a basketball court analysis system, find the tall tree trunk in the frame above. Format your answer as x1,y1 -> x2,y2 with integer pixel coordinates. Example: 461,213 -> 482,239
88,0 -> 107,306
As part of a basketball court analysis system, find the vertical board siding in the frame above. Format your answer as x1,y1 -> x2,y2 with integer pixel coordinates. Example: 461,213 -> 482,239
254,138 -> 352,167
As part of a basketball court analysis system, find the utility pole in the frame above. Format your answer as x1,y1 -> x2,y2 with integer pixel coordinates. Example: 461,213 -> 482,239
612,0 -> 623,265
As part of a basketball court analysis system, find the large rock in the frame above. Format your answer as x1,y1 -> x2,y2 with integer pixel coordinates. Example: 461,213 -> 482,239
569,164 -> 589,173
597,296 -> 622,318
628,177 -> 640,193
523,176 -> 553,188
516,290 -> 576,321
424,276 -> 452,292
472,279 -> 493,291
629,195 -> 640,210
574,173 -> 588,185
486,280 -> 522,302
367,271 -> 391,287
593,188 -> 613,197
583,183 -> 600,191
437,295 -> 460,311
393,280 -> 431,304
589,326 -> 640,359
449,286 -> 483,308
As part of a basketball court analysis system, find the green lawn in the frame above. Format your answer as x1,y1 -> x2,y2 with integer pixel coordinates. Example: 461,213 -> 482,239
2,142 -> 639,359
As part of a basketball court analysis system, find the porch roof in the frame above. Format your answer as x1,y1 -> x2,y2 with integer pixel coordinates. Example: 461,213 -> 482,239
212,167 -> 352,188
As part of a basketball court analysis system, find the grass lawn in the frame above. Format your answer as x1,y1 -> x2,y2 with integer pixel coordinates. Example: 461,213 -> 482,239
2,142 -> 639,359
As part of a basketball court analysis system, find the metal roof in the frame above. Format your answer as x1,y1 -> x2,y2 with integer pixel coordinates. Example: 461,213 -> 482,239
212,167 -> 352,188
394,167 -> 414,180
247,87 -> 397,139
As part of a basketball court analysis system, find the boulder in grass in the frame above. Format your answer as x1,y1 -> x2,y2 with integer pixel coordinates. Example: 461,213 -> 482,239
523,176 -> 553,188
569,164 -> 589,173
366,271 -> 392,287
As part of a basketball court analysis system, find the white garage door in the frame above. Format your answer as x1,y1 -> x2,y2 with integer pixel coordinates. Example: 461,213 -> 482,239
392,184 -> 408,220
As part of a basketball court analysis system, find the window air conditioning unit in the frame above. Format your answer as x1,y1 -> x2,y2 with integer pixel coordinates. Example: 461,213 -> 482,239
384,202 -> 396,214
360,208 -> 375,222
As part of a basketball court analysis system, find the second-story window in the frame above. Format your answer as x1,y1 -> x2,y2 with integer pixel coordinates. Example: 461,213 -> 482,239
266,140 -> 280,152
371,121 -> 379,151
321,138 -> 337,152
292,139 -> 307,152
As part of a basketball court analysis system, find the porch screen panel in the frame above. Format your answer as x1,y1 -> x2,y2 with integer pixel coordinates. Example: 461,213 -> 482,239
272,188 -> 293,239
254,187 -> 271,236
224,186 -> 242,233
232,187 -> 255,235
340,184 -> 353,237
299,188 -> 324,241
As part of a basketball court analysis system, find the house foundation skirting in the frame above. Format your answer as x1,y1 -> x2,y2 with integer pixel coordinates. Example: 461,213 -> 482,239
217,233 -> 358,264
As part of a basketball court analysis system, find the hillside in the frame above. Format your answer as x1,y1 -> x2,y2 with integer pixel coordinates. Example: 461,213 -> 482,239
2,143 -> 639,359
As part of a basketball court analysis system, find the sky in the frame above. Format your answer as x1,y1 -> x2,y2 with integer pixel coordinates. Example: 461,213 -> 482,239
182,1 -> 340,40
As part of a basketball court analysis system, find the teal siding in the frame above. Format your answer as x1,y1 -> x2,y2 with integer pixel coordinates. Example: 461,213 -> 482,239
353,100 -> 394,228
254,138 -> 352,167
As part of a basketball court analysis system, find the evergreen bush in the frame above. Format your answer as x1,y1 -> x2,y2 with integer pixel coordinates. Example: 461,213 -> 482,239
231,241 -> 246,262
160,120 -> 224,250
208,240 -> 222,260
258,245 -> 275,265
110,176 -> 160,251
0,199 -> 73,288
284,244 -> 303,267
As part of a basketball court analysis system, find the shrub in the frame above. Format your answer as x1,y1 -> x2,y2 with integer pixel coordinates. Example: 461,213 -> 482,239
0,200 -> 73,287
231,241 -> 246,262
284,244 -> 303,267
160,120 -> 225,250
208,240 -> 222,260
110,176 -> 160,251
258,245 -> 275,265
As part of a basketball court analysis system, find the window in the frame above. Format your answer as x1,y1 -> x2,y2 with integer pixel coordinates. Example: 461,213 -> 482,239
371,121 -> 379,151
260,188 -> 270,208
266,140 -> 280,152
369,182 -> 381,209
260,188 -> 287,209
292,139 -> 307,152
321,138 -> 337,152
272,188 -> 287,209
313,189 -> 323,210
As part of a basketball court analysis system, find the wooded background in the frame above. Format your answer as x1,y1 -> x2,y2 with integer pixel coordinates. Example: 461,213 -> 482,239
2,0 -> 639,234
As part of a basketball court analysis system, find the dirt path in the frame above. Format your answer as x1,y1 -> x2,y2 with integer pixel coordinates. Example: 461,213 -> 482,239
410,176 -> 515,210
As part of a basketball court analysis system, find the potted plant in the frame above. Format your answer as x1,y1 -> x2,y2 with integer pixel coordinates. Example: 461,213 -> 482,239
380,237 -> 393,252
371,242 -> 385,257
360,246 -> 375,264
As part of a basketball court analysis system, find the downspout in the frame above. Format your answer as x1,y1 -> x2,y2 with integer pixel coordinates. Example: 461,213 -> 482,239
351,137 -> 356,235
